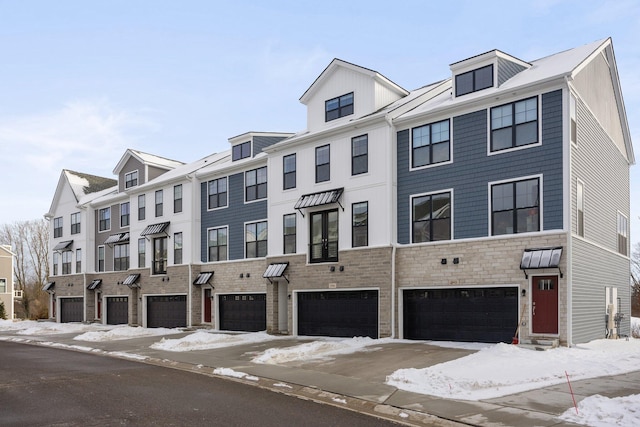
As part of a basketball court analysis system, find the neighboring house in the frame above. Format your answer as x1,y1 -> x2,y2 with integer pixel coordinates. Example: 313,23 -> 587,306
44,38 -> 633,346
0,245 -> 15,319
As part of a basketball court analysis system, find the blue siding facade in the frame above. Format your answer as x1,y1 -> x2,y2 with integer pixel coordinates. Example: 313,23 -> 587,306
253,136 -> 289,156
200,171 -> 267,262
497,57 -> 527,86
397,89 -> 564,244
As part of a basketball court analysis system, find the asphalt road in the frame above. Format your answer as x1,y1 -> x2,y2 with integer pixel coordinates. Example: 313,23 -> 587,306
0,341 -> 402,427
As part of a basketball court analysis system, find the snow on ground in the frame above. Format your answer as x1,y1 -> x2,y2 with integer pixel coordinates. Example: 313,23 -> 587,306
0,319 -> 106,335
558,394 -> 640,427
74,326 -> 181,342
150,330 -> 284,352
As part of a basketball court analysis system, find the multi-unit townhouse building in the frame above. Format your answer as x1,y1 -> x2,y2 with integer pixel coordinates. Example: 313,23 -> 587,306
45,38 -> 633,346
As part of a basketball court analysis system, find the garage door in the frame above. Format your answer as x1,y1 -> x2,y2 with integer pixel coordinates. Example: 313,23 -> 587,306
106,297 -> 128,325
60,297 -> 83,323
219,294 -> 266,332
147,295 -> 187,328
298,290 -> 378,338
403,287 -> 518,343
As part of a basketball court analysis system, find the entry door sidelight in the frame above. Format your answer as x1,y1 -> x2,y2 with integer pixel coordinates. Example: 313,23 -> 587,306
310,210 -> 338,263
532,276 -> 558,334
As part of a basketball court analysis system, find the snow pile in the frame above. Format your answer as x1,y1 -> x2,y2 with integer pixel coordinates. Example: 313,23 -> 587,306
150,331 -> 281,352
558,394 -> 640,426
213,367 -> 258,381
386,339 -> 640,401
252,336 -> 393,364
0,319 -> 104,335
74,326 -> 180,342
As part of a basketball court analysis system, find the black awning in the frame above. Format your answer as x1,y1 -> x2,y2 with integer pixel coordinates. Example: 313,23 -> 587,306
263,262 -> 289,283
122,274 -> 140,287
104,233 -> 130,245
87,279 -> 102,290
53,240 -> 73,251
42,281 -> 55,292
193,272 -> 214,285
140,222 -> 170,237
520,247 -> 563,278
294,188 -> 344,216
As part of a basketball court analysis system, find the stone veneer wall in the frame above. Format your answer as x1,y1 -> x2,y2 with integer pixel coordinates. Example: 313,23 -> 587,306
396,232 -> 569,344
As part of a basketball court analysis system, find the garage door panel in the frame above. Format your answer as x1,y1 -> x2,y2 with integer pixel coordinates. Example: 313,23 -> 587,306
219,294 -> 266,332
60,297 -> 83,323
147,295 -> 186,328
403,287 -> 517,343
298,290 -> 378,338
106,297 -> 128,325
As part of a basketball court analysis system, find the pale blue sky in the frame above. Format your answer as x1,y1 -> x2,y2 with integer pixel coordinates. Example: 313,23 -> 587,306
1,0 -> 639,243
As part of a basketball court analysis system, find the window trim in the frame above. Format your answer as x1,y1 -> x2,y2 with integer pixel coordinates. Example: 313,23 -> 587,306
488,174 -> 543,236
61,250 -> 72,275
70,212 -> 81,235
120,202 -> 130,228
283,213 -> 296,254
617,211 -> 628,256
173,184 -> 183,214
488,96 -> 541,155
409,189 -> 453,244
155,190 -> 163,217
124,170 -> 139,189
207,226 -> 228,263
283,154 -> 296,190
138,194 -> 146,221
98,208 -> 111,232
351,134 -> 368,176
409,119 -> 452,171
245,219 -> 268,259
53,217 -> 63,238
315,144 -> 330,183
97,245 -> 105,272
351,201 -> 368,248
245,167 -> 268,203
207,177 -> 228,211
113,243 -> 130,271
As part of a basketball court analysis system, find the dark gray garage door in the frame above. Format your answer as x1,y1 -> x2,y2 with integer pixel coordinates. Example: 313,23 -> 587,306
403,287 -> 518,343
147,295 -> 187,328
60,297 -> 83,323
106,296 -> 128,325
219,294 -> 266,332
298,290 -> 378,338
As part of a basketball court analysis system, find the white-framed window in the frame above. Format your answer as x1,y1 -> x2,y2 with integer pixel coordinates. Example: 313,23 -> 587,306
71,212 -> 81,234
98,208 -> 110,232
114,244 -> 129,271
283,214 -> 296,254
570,93 -> 577,145
617,212 -> 628,256
75,248 -> 82,273
411,190 -> 452,243
207,226 -> 228,262
174,185 -> 183,213
174,232 -> 183,264
53,252 -> 59,275
0,278 -> 6,293
411,119 -> 451,169
125,170 -> 138,189
245,167 -> 267,202
97,246 -> 105,272
490,175 -> 541,236
138,238 -> 146,268
245,220 -> 267,258
577,179 -> 584,237
61,250 -> 72,275
207,177 -> 228,209
120,202 -> 130,227
138,194 -> 146,221
53,217 -> 63,238
490,96 -> 539,153
155,190 -> 163,217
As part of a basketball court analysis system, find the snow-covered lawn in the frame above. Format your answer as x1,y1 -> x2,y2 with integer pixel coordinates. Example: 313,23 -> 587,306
3,318 -> 640,426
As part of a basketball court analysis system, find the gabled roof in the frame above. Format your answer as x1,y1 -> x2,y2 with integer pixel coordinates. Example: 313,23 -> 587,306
299,58 -> 409,104
45,169 -> 117,219
113,149 -> 184,175
0,244 -> 15,257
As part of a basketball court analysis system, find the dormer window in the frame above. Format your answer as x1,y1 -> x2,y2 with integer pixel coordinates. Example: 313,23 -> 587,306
455,65 -> 493,97
125,171 -> 138,189
325,92 -> 353,122
232,141 -> 251,161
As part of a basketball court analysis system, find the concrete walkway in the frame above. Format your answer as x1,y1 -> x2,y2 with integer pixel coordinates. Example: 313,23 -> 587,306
3,330 -> 637,427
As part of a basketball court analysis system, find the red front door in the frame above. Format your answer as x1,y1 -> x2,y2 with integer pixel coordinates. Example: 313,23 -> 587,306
204,288 -> 212,323
532,276 -> 558,334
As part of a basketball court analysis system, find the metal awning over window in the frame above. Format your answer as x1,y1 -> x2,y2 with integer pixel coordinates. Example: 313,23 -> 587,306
122,274 -> 140,287
294,188 -> 344,217
263,262 -> 289,283
104,233 -> 130,245
53,240 -> 73,252
42,281 -> 55,292
520,247 -> 563,278
140,222 -> 170,238
193,272 -> 214,286
87,279 -> 102,290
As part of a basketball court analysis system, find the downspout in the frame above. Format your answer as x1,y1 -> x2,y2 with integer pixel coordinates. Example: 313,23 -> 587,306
386,113 -> 397,339
186,173 -> 195,328
564,76 -> 574,346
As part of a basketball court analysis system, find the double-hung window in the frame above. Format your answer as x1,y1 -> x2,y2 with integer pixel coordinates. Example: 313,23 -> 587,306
138,194 -> 146,221
246,167 -> 267,202
53,252 -> 59,275
62,251 -> 72,275
98,208 -> 110,231
53,217 -> 63,238
155,190 -> 163,217
490,97 -> 538,152
125,171 -> 138,189
325,92 -> 353,122
232,141 -> 251,161
351,135 -> 368,175
316,145 -> 330,183
352,202 -> 368,247
617,212 -> 628,255
283,214 -> 296,254
246,221 -> 267,258
174,184 -> 183,213
283,154 -> 296,190
491,177 -> 540,235
120,202 -> 130,227
577,180 -> 584,237
153,237 -> 167,275
208,177 -> 227,209
207,227 -> 227,262
75,248 -> 82,273
114,244 -> 129,271
174,232 -> 183,264
412,120 -> 450,168
97,246 -> 104,272
455,65 -> 493,97
412,192 -> 451,243
70,213 -> 81,234
138,238 -> 146,268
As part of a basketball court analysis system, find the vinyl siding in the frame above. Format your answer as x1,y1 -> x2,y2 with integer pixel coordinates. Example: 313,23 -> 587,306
200,172 -> 267,262
397,90 -> 564,244
497,57 -> 527,86
253,136 -> 289,156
